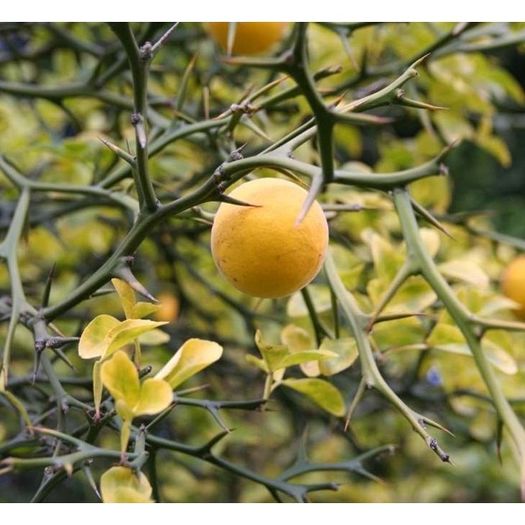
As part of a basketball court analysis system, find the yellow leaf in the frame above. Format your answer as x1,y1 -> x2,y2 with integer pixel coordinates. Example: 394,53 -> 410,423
138,328 -> 170,346
105,319 -> 168,357
112,278 -> 136,319
438,259 -> 490,288
78,314 -> 120,359
155,338 -> 223,390
132,302 -> 161,319
100,466 -> 153,503
100,350 -> 140,408
134,378 -> 173,416
281,378 -> 346,417
419,228 -> 441,258
318,338 -> 358,376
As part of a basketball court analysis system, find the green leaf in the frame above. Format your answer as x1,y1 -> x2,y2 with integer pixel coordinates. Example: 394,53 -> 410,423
362,230 -> 404,281
100,466 -> 153,503
100,350 -> 140,408
155,338 -> 223,389
281,324 -> 319,377
318,337 -> 358,376
78,314 -> 120,359
134,378 -> 173,416
279,350 -> 335,369
281,378 -> 346,417
245,354 -> 269,373
254,329 -> 289,372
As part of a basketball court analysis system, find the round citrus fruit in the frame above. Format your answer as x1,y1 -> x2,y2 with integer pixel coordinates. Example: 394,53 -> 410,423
154,293 -> 180,323
501,255 -> 525,319
211,177 -> 329,299
204,22 -> 289,55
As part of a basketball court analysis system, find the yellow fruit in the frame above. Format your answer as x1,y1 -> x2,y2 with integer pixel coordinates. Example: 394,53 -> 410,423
501,255 -> 525,319
211,177 -> 329,298
204,22 -> 289,55
154,293 -> 180,323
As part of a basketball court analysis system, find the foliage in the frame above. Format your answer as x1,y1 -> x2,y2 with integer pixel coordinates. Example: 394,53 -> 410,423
1,22 -> 525,503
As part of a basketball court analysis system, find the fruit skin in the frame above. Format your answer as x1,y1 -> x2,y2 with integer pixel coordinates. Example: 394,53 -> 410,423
501,255 -> 525,319
154,293 -> 180,323
204,22 -> 288,55
211,177 -> 329,299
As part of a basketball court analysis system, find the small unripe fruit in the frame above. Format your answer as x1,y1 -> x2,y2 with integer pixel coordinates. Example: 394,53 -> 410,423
501,255 -> 525,319
211,177 -> 329,299
204,22 -> 289,55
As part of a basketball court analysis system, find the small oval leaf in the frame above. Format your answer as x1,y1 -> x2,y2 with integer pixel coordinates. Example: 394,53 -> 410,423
135,378 -> 173,416
281,378 -> 346,417
100,466 -> 153,503
318,337 -> 358,376
78,314 -> 120,359
100,350 -> 140,408
155,339 -> 223,389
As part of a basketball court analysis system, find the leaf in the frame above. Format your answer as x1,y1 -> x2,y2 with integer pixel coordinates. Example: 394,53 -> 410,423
281,378 -> 346,417
281,324 -> 319,377
155,338 -> 223,389
254,329 -> 289,372
362,230 -> 403,281
100,350 -> 140,409
318,337 -> 358,376
438,259 -> 490,288
104,319 -> 168,357
279,350 -> 335,369
287,285 -> 332,317
138,328 -> 170,346
100,466 -> 153,503
78,314 -> 120,359
132,302 -> 161,319
112,278 -> 136,319
134,378 -> 173,416
419,228 -> 441,258
428,324 -> 517,374
245,354 -> 268,373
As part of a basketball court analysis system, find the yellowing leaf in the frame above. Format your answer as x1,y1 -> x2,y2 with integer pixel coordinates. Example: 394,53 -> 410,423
133,302 -> 161,319
134,378 -> 173,416
287,285 -> 331,317
100,350 -> 140,408
362,230 -> 403,281
155,338 -> 223,389
112,278 -> 136,319
438,259 -> 490,288
280,350 -> 335,369
254,330 -> 289,372
105,319 -> 168,357
100,466 -> 153,503
138,328 -> 170,346
281,378 -> 346,417
318,338 -> 358,376
419,228 -> 441,258
281,324 -> 319,377
428,324 -> 517,375
78,314 -> 120,359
